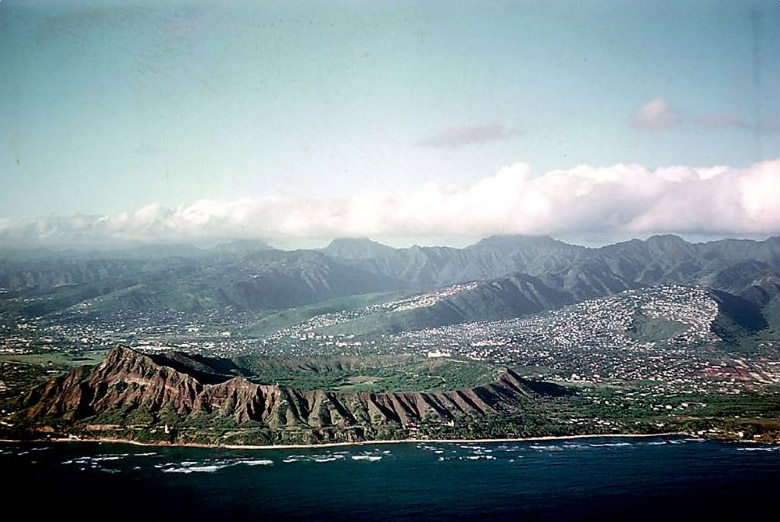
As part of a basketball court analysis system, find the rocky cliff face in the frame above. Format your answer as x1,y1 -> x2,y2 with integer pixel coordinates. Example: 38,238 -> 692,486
18,346 -> 554,442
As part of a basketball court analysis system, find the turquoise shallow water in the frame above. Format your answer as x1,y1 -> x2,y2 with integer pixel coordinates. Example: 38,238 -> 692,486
3,436 -> 780,521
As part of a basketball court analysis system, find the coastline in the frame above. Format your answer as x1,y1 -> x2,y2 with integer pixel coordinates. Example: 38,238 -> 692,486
0,431 -> 692,451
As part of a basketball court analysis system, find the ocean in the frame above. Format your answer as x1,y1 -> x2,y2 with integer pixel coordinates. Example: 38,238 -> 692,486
3,436 -> 779,521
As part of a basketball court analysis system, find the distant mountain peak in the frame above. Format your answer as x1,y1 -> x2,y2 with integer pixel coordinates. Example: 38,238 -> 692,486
643,234 -> 693,255
645,234 -> 687,245
471,234 -> 573,251
213,238 -> 275,254
323,238 -> 395,260
326,237 -> 386,247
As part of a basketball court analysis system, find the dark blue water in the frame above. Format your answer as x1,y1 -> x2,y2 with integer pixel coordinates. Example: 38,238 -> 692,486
3,437 -> 780,521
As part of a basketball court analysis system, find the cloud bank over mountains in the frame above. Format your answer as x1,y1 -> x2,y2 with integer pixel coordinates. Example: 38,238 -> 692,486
2,158 -> 779,246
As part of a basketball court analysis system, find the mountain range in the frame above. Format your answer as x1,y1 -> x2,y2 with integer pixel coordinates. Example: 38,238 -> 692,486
1,234 -> 779,339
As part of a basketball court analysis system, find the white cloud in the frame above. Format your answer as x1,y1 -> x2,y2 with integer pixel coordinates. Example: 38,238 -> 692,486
632,98 -> 681,130
1,158 -> 780,246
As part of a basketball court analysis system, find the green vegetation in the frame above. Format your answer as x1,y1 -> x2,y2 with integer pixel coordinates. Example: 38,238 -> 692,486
628,313 -> 688,343
235,355 -> 502,393
0,350 -> 106,368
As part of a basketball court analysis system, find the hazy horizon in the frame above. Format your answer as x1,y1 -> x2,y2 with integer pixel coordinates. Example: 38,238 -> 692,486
2,229 -> 779,254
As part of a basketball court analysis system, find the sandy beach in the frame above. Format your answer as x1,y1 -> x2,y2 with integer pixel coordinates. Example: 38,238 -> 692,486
1,431 -> 691,450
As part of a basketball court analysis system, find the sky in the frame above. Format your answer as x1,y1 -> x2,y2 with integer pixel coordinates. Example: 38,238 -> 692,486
0,0 -> 779,248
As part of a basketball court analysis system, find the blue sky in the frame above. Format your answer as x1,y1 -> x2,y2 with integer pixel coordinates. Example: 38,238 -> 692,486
0,0 -> 779,246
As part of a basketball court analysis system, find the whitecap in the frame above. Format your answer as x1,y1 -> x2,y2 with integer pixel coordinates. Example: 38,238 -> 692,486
465,454 -> 496,460
166,461 -> 234,473
63,457 -> 95,466
162,465 -> 224,474
313,457 -> 340,463
236,459 -> 273,466
529,445 -> 563,451
351,455 -> 382,462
